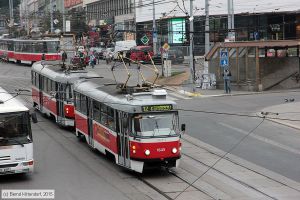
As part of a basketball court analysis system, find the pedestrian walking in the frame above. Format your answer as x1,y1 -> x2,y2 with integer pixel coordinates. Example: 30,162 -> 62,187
89,53 -> 95,68
126,51 -> 131,66
222,68 -> 232,94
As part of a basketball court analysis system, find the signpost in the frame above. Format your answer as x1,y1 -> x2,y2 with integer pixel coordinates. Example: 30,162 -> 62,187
220,49 -> 229,68
141,35 -> 149,45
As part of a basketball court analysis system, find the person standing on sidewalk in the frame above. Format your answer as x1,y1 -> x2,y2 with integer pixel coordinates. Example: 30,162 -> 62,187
222,68 -> 232,94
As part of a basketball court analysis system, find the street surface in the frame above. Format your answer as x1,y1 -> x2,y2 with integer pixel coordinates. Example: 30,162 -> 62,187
0,60 -> 300,200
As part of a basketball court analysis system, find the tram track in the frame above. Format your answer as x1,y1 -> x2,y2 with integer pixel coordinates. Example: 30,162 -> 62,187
181,137 -> 300,193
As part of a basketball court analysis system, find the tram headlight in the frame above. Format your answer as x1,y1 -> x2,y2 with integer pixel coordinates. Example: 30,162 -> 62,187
172,148 -> 178,154
145,149 -> 151,156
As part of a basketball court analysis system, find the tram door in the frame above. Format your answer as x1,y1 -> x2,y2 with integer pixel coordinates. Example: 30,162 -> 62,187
38,75 -> 44,112
117,111 -> 130,168
87,98 -> 94,148
56,83 -> 65,125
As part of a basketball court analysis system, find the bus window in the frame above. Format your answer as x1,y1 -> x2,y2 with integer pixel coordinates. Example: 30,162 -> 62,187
0,112 -> 32,144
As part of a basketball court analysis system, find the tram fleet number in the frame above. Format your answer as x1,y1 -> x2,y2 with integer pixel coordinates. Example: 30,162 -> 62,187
142,105 -> 173,112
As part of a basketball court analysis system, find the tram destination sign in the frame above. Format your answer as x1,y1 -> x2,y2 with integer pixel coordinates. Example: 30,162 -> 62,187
142,105 -> 173,112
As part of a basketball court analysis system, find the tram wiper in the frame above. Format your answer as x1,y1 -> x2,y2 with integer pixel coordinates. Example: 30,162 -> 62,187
153,119 -> 159,136
0,137 -> 24,147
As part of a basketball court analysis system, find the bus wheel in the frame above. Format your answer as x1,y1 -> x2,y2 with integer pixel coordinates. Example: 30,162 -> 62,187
16,60 -> 21,64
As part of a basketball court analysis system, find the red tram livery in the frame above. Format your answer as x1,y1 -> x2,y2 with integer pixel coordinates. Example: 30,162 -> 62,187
31,61 -> 96,127
74,79 -> 184,172
0,38 -> 61,64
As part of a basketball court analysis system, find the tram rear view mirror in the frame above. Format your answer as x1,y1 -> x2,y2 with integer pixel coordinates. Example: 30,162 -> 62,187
181,124 -> 186,132
31,113 -> 38,124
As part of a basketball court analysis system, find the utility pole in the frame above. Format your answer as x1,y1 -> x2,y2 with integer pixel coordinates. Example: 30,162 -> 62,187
227,0 -> 235,40
50,0 -> 54,33
9,0 -> 14,23
152,0 -> 157,55
62,0 -> 66,33
189,0 -> 194,84
204,0 -> 209,74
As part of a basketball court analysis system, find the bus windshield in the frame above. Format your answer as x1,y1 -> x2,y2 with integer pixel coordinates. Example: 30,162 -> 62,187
0,112 -> 32,146
133,112 -> 179,137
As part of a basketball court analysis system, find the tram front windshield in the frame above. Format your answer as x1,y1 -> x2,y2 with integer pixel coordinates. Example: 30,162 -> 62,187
0,112 -> 32,146
133,112 -> 178,137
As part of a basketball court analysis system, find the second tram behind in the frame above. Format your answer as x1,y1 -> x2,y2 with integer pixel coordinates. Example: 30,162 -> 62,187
31,61 -> 97,127
74,79 -> 184,173
0,38 -> 61,64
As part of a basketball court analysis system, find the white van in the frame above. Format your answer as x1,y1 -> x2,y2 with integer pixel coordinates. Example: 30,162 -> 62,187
113,40 -> 136,59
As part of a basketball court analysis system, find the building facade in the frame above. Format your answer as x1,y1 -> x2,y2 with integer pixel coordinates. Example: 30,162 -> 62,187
135,0 -> 300,56
85,0 -> 135,41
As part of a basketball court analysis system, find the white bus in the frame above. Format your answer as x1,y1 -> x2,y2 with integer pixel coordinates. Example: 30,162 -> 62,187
0,87 -> 37,175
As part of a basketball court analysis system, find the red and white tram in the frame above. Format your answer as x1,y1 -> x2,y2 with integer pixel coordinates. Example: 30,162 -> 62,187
0,38 -> 61,64
74,79 -> 185,173
31,61 -> 96,127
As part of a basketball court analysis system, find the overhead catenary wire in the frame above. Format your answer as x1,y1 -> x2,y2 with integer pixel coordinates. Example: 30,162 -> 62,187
1,91 -> 300,123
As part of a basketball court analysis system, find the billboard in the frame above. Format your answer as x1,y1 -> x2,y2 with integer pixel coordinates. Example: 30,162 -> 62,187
65,0 -> 82,8
168,18 -> 186,44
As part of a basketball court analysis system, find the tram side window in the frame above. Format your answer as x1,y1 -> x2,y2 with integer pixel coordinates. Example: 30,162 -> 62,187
100,104 -> 107,126
43,77 -> 48,93
47,79 -> 51,93
107,107 -> 115,131
93,101 -> 101,123
65,84 -> 73,100
36,73 -> 39,88
8,41 -> 13,51
80,94 -> 87,114
74,92 -> 81,111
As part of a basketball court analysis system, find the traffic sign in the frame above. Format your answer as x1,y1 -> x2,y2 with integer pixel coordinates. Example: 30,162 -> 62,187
162,43 -> 170,51
141,35 -> 149,45
220,49 -> 229,68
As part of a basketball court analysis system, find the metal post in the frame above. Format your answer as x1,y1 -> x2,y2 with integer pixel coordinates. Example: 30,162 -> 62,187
189,0 -> 194,84
9,0 -> 13,24
204,0 -> 209,74
63,0 -> 66,33
152,0 -> 157,55
227,0 -> 235,40
50,0 -> 54,33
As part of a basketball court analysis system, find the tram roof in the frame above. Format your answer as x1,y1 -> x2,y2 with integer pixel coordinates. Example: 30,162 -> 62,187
0,87 -> 28,113
32,61 -> 99,84
74,78 -> 177,113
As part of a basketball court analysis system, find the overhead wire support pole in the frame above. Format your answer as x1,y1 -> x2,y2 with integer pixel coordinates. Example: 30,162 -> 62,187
62,0 -> 66,33
189,0 -> 194,85
227,0 -> 235,40
9,0 -> 13,24
204,0 -> 209,74
50,0 -> 54,33
153,0 -> 157,55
